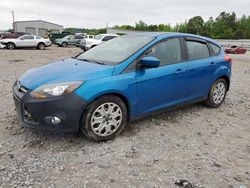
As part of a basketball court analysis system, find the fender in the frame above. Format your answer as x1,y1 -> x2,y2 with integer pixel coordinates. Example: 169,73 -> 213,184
211,64 -> 231,87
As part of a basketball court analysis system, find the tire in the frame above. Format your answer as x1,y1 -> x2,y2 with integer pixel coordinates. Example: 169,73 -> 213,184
205,78 -> 227,108
38,43 -> 45,50
80,95 -> 127,142
62,42 -> 68,47
6,42 -> 15,50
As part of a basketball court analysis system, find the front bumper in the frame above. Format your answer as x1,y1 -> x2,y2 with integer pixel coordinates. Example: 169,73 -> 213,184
45,42 -> 52,47
80,45 -> 90,51
12,82 -> 87,132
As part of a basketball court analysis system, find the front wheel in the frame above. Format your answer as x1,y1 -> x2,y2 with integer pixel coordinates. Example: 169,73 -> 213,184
6,42 -> 15,50
205,78 -> 227,108
38,43 -> 45,50
80,95 -> 127,142
62,42 -> 68,47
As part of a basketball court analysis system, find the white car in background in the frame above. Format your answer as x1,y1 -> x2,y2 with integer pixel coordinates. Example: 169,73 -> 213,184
80,34 -> 118,51
0,35 -> 52,50
0,43 -> 5,49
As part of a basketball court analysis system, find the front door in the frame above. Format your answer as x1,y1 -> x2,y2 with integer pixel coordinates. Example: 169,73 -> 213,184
136,38 -> 188,116
16,35 -> 35,47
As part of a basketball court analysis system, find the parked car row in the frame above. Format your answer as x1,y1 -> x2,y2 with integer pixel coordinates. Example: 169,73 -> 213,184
54,34 -> 118,50
0,32 -> 118,50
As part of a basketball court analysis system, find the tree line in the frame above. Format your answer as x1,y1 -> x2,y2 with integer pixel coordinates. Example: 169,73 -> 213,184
63,12 -> 250,39
114,12 -> 250,39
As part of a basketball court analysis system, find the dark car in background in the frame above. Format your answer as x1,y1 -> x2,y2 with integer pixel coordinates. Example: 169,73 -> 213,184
0,32 -> 28,39
225,45 -> 247,54
49,31 -> 71,43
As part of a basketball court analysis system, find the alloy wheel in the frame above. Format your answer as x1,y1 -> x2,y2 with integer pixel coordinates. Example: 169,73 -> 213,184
90,102 -> 123,137
212,82 -> 226,104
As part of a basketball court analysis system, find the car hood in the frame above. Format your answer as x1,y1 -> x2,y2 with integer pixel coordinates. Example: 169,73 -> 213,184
19,58 -> 115,90
85,38 -> 99,42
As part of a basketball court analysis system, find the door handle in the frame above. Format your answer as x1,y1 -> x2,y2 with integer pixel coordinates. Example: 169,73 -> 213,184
209,62 -> 216,66
175,69 -> 185,74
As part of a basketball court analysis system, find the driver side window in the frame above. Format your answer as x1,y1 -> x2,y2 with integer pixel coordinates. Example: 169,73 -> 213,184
22,36 -> 34,40
145,38 -> 182,66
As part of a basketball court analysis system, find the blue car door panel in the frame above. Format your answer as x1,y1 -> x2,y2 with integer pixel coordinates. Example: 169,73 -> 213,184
185,39 -> 216,100
136,62 -> 188,115
135,38 -> 188,116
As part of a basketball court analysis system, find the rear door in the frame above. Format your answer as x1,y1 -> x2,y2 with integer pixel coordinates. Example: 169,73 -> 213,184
184,37 -> 216,100
67,36 -> 75,45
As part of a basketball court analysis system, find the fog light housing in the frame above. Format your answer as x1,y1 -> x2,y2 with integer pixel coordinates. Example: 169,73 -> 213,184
51,116 -> 61,125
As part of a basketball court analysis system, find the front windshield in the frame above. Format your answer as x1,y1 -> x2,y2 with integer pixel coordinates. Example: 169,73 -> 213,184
18,35 -> 26,39
95,34 -> 105,40
63,35 -> 71,39
76,35 -> 154,65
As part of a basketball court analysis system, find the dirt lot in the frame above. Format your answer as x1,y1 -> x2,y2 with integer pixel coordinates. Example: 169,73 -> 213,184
0,46 -> 249,188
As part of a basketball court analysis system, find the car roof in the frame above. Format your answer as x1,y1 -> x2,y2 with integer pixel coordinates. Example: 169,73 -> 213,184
130,32 -> 220,45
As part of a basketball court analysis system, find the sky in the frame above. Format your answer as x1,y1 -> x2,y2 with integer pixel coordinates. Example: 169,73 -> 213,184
0,0 -> 249,30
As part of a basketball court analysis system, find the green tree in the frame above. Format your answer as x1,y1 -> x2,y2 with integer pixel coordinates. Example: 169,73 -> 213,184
212,12 -> 238,39
135,20 -> 148,31
186,16 -> 207,35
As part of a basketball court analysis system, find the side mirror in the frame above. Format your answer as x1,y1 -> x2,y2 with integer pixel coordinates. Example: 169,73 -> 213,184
139,56 -> 160,68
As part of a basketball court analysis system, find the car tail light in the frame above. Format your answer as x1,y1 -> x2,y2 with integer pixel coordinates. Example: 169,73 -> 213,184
224,54 -> 232,63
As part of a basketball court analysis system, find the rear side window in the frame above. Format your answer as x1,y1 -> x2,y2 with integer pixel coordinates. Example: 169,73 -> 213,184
186,40 -> 209,60
75,35 -> 84,39
146,38 -> 182,66
209,43 -> 221,55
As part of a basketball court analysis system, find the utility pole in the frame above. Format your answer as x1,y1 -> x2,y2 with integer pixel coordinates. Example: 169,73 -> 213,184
12,10 -> 15,32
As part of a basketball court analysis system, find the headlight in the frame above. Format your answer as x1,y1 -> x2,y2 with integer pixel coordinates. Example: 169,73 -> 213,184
30,81 -> 83,99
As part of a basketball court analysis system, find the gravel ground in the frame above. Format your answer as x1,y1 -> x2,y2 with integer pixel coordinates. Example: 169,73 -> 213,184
0,46 -> 249,188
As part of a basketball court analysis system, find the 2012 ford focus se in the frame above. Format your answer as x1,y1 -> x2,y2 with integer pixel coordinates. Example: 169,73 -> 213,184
13,33 -> 232,142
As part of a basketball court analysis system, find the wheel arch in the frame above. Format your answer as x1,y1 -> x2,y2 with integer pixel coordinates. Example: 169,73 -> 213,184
37,42 -> 45,47
7,42 -> 16,48
82,92 -> 131,121
218,75 -> 230,91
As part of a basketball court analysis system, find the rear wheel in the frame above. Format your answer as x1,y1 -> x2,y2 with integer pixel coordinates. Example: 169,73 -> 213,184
80,95 -> 127,142
205,78 -> 227,108
62,42 -> 68,47
38,43 -> 45,50
6,42 -> 15,50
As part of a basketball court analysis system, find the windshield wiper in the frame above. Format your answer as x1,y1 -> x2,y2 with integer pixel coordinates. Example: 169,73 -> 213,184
76,58 -> 105,65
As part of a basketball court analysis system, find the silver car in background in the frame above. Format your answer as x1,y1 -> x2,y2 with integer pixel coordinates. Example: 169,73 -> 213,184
0,35 -> 52,50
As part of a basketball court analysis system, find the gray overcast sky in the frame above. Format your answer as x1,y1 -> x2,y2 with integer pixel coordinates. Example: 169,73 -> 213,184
0,0 -> 249,30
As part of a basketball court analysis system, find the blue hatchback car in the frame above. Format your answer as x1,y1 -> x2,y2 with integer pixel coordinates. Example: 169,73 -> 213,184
13,32 -> 232,141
